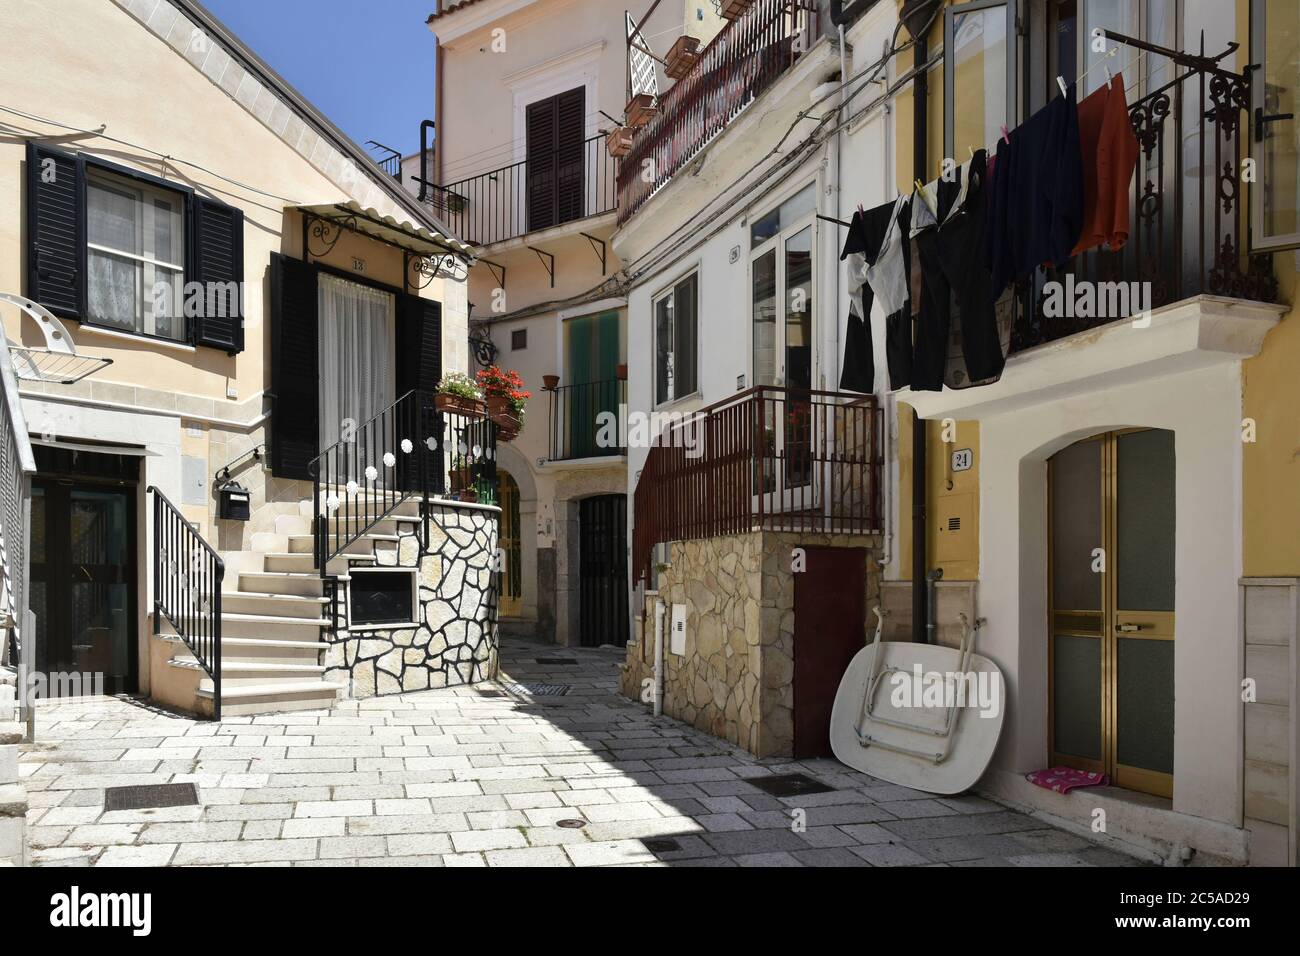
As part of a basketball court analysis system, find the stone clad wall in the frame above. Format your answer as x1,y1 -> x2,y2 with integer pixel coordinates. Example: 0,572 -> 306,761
324,502 -> 500,698
621,531 -> 880,757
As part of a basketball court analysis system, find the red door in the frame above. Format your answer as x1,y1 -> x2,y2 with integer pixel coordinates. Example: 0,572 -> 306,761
793,546 -> 867,758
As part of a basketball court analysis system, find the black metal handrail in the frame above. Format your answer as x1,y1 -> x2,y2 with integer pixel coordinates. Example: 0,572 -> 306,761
308,390 -> 428,574
425,134 -> 618,246
548,378 -> 627,461
148,486 -> 223,720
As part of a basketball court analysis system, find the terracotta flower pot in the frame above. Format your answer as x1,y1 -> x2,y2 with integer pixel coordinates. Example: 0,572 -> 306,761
665,35 -> 701,79
435,393 -> 485,417
625,93 -> 658,129
606,127 -> 635,158
542,374 -> 560,391
616,363 -> 628,381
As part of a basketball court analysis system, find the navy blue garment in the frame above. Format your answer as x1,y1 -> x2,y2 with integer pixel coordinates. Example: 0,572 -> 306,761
986,84 -> 1084,298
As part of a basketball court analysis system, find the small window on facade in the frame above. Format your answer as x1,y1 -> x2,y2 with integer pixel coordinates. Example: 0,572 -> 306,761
511,328 -> 527,350
654,272 -> 698,405
86,169 -> 187,341
1251,0 -> 1300,251
349,569 -> 417,627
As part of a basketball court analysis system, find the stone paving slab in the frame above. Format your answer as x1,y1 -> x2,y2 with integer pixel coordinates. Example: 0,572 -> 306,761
20,636 -> 1146,868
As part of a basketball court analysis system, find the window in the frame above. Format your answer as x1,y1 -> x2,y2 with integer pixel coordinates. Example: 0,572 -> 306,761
750,188 -> 814,391
86,170 -> 186,341
525,87 -> 586,232
653,273 -> 698,405
1251,0 -> 1300,251
348,569 -> 417,627
944,0 -> 1017,160
511,328 -> 527,350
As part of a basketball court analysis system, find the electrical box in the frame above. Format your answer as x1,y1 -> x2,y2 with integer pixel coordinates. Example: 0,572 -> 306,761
670,603 -> 687,656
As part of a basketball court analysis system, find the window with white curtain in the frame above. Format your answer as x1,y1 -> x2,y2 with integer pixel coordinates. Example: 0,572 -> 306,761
318,273 -> 396,456
86,170 -> 185,341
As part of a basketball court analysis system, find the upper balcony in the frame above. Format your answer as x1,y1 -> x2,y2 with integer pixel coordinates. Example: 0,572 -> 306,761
420,134 -> 618,250
617,0 -> 822,226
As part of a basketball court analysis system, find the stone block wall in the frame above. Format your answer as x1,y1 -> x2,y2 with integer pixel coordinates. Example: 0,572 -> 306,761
621,531 -> 880,757
324,501 -> 500,698
0,674 -> 24,865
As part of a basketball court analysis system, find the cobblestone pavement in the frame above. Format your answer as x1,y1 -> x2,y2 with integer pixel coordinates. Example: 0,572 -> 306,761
20,637 -> 1143,867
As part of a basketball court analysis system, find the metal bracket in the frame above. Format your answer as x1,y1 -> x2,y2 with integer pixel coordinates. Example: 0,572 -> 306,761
483,259 -> 507,290
529,247 -> 556,288
579,233 -> 608,275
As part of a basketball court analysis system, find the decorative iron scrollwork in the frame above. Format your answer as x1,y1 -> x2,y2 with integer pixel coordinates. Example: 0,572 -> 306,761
469,323 -> 498,369
305,213 -> 356,258
406,252 -> 469,289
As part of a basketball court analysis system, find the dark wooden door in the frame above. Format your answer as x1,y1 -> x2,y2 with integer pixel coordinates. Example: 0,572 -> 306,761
526,87 -> 586,232
793,546 -> 867,758
578,494 -> 628,647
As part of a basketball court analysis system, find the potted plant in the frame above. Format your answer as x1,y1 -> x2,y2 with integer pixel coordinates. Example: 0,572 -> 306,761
542,374 -> 560,391
435,372 -> 484,416
476,366 -> 531,443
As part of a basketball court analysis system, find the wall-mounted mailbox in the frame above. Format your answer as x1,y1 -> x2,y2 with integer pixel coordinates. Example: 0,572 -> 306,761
218,482 -> 251,521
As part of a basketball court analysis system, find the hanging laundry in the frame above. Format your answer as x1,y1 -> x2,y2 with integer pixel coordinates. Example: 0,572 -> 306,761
1072,73 -> 1140,256
862,194 -> 911,317
842,198 -> 914,392
911,152 -> 1005,391
986,83 -> 1084,297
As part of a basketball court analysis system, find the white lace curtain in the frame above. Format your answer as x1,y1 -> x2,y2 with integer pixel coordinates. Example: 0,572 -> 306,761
318,273 -> 395,457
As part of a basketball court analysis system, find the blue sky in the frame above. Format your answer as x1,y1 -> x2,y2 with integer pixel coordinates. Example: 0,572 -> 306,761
204,0 -> 437,160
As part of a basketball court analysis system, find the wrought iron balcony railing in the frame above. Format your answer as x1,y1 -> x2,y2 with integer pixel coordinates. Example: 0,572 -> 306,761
632,386 -> 881,585
422,134 -> 618,248
618,0 -> 821,225
1010,31 -> 1277,353
547,378 -> 627,462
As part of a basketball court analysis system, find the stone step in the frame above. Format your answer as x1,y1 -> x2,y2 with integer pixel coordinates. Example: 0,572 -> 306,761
237,570 -> 328,597
287,533 -> 401,556
196,679 -> 342,717
222,591 -> 331,620
217,637 -> 329,664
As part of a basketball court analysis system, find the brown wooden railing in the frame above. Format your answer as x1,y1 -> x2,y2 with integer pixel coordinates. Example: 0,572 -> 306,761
632,386 -> 880,584
618,0 -> 821,225
1012,31 -> 1277,352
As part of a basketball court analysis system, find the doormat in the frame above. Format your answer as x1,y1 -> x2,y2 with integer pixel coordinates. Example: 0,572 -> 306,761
103,782 -> 200,812
535,658 -> 579,666
501,682 -> 571,697
749,773 -> 836,798
1026,767 -> 1110,794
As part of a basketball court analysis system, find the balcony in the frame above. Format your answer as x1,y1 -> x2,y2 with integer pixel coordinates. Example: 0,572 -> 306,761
632,386 -> 881,584
617,0 -> 821,225
423,134 -> 618,248
546,378 -> 627,462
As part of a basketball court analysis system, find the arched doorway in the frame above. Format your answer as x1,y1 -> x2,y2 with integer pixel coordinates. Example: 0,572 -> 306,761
1048,428 -> 1175,797
497,470 -> 522,618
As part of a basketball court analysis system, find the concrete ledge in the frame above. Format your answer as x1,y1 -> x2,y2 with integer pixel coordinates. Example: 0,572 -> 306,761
0,784 -> 28,818
979,769 -> 1250,866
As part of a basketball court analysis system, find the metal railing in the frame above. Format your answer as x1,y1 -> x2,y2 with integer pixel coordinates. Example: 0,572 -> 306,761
1011,31 -> 1277,352
308,390 -> 499,572
618,0 -> 821,224
148,486 -> 223,720
632,386 -> 880,584
0,318 -> 35,730
427,134 -> 618,247
548,378 -> 627,461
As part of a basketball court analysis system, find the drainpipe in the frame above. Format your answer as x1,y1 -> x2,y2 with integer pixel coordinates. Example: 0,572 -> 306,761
878,58 -> 894,573
653,598 -> 666,717
926,568 -> 943,644
418,120 -> 437,203
911,29 -> 929,645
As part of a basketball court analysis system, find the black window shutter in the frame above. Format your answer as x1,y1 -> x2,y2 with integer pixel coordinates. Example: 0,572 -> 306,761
526,87 -> 586,232
25,142 -> 85,319
526,97 -> 559,232
190,197 -> 245,353
270,252 -> 319,480
396,293 -> 443,492
555,87 -> 586,224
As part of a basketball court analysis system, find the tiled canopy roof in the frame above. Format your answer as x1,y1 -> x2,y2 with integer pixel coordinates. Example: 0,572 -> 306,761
426,0 -> 490,23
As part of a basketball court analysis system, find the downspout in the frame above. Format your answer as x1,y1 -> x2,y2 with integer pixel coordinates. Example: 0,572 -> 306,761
653,597 -> 666,717
878,42 -> 894,573
418,120 -> 437,203
911,27 -> 929,645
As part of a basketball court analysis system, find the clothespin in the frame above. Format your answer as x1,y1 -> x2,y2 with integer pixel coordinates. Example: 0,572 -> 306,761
1000,125 -> 1010,145
1104,64 -> 1113,89
914,178 -> 926,195
1056,76 -> 1068,97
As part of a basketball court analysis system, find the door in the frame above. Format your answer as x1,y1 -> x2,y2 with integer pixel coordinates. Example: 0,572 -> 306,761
578,494 -> 628,648
497,470 -> 522,617
793,547 -> 867,757
565,311 -> 620,459
31,460 -> 138,697
526,87 -> 586,232
1049,429 -> 1175,797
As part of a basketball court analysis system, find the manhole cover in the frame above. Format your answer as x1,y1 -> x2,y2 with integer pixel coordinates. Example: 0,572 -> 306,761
501,682 -> 571,697
103,782 -> 200,812
748,773 -> 836,798
557,819 -> 587,829
642,837 -> 681,853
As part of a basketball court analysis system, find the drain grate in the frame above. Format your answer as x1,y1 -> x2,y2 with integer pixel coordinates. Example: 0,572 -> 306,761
748,773 -> 836,798
104,782 -> 200,812
642,837 -> 681,854
557,819 -> 587,829
535,657 -> 579,666
501,682 -> 571,697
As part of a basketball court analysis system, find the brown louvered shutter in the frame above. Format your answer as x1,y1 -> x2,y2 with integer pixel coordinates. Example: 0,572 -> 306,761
190,197 -> 245,353
396,293 -> 443,492
269,253 -> 319,480
25,142 -> 85,318
526,87 -> 585,231
555,87 -> 586,224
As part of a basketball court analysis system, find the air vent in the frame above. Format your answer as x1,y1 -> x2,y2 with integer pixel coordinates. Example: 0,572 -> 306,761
948,516 -> 961,531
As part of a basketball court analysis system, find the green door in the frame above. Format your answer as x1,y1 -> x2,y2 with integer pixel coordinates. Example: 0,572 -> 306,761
566,311 -> 620,458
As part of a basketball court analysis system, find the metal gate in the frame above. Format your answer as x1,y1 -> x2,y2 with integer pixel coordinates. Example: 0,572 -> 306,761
578,494 -> 628,648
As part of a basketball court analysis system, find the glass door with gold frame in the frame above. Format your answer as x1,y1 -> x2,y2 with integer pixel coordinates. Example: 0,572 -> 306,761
497,471 -> 522,617
1048,429 -> 1175,798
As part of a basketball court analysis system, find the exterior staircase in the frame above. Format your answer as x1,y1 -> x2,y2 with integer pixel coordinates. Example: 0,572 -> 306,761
155,495 -> 425,718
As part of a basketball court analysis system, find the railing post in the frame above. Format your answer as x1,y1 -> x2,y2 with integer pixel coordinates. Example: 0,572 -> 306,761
212,563 -> 223,722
